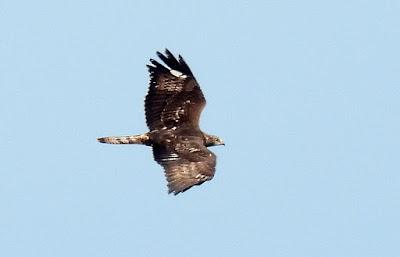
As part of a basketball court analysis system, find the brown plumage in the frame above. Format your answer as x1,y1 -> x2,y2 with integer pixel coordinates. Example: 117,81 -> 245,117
97,49 -> 224,195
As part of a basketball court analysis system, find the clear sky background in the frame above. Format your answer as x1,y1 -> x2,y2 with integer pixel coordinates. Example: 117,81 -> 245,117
1,0 -> 399,256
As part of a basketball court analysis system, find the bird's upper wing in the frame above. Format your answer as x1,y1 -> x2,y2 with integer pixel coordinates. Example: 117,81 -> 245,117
152,138 -> 216,195
145,49 -> 206,131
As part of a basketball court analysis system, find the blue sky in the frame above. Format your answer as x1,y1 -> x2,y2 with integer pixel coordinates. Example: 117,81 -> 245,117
1,0 -> 399,256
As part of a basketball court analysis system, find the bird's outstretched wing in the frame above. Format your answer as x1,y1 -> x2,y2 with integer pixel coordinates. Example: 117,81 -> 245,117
145,49 -> 206,131
152,139 -> 216,195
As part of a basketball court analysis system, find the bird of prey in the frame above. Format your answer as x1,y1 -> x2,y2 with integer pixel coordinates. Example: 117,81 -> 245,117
97,49 -> 224,195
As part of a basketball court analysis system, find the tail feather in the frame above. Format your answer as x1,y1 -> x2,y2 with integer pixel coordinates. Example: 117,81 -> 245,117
97,134 -> 150,145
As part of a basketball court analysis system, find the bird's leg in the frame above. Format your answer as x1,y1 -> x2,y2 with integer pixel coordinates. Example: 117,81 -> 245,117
97,133 -> 151,145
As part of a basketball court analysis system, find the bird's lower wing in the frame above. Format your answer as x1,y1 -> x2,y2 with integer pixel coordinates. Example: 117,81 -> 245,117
153,141 -> 216,195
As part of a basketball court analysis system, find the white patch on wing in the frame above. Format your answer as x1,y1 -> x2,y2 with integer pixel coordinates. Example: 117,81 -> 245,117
170,69 -> 188,79
195,174 -> 208,180
161,153 -> 179,162
189,147 -> 201,153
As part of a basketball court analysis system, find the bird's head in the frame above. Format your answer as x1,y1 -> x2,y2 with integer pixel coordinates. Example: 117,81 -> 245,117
204,134 -> 225,147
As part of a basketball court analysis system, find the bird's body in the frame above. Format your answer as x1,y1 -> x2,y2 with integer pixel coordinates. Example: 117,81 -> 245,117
98,49 -> 223,195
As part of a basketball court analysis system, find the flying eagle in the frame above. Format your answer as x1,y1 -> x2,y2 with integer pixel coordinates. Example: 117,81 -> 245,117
97,49 -> 224,195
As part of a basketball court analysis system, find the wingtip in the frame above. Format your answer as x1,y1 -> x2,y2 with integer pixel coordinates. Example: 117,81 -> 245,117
167,186 -> 182,196
156,51 -> 164,59
178,54 -> 188,66
164,48 -> 173,56
148,58 -> 163,69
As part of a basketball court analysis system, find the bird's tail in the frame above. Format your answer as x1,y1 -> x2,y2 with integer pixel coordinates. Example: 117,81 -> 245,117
97,133 -> 150,145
